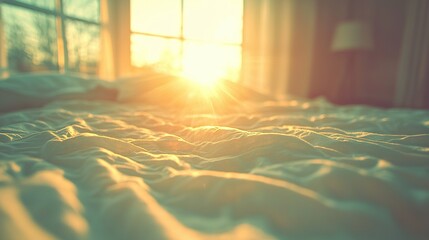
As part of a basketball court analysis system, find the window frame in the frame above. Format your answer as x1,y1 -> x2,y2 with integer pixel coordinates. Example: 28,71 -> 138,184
0,0 -> 244,79
0,0 -> 102,76
129,0 -> 243,77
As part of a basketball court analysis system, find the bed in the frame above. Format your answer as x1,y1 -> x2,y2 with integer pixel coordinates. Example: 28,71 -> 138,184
0,73 -> 428,240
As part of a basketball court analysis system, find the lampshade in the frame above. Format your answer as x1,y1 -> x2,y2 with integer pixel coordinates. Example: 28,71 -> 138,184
331,21 -> 374,51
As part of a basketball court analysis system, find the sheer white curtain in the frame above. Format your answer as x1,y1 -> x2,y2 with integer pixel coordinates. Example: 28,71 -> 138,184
0,6 -> 7,78
395,0 -> 429,108
99,0 -> 131,80
240,0 -> 293,98
240,0 -> 316,99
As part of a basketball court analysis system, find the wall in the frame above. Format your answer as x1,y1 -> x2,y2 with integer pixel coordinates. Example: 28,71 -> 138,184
308,0 -> 408,107
286,0 -> 316,98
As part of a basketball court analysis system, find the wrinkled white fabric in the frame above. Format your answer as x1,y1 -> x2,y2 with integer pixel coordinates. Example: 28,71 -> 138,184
1,97 -> 429,240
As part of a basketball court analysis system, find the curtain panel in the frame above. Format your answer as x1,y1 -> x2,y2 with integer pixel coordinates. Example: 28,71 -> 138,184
241,0 -> 292,98
395,0 -> 429,108
241,0 -> 316,99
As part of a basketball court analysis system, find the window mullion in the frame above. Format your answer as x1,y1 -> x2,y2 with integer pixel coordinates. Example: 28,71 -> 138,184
55,0 -> 68,73
180,0 -> 184,71
0,0 -> 56,15
131,31 -> 242,47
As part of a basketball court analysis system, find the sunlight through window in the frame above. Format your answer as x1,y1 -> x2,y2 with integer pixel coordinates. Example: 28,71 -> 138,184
131,0 -> 243,86
0,0 -> 101,76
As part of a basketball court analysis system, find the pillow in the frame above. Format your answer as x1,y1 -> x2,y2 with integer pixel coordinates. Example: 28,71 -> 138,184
0,72 -> 106,97
0,72 -> 117,113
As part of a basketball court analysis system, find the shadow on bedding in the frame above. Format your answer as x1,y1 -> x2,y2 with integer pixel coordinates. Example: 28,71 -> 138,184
0,71 -> 119,114
0,86 -> 118,114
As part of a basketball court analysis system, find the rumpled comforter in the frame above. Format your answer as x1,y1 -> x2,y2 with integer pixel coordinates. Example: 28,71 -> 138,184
1,83 -> 429,240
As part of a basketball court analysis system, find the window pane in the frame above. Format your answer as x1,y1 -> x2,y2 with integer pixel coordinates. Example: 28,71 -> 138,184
63,0 -> 99,22
182,42 -> 241,82
131,0 -> 181,37
184,0 -> 243,44
14,0 -> 55,10
2,5 -> 59,74
66,20 -> 100,75
131,34 -> 181,73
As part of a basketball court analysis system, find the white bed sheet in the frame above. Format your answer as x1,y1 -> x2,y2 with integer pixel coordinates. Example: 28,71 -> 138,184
1,85 -> 429,239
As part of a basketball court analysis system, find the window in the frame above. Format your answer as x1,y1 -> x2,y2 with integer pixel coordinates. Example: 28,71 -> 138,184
0,0 -> 101,76
130,0 -> 243,84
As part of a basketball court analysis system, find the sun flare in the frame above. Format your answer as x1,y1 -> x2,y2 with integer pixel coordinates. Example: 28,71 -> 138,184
182,68 -> 220,89
181,50 -> 225,88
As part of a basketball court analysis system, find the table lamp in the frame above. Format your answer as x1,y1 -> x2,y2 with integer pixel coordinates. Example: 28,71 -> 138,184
331,20 -> 373,104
